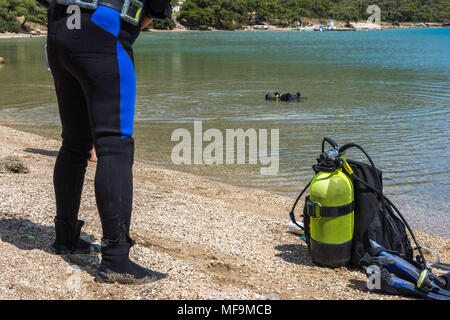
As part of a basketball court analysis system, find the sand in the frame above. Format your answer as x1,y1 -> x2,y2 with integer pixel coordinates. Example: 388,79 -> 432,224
0,124 -> 448,300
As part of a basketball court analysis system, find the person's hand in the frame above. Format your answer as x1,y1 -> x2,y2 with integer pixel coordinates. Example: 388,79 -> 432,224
89,147 -> 98,163
141,15 -> 153,30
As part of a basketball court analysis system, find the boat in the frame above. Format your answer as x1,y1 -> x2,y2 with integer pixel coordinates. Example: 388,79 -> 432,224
324,20 -> 337,31
298,26 -> 314,32
313,24 -> 323,31
253,25 -> 269,30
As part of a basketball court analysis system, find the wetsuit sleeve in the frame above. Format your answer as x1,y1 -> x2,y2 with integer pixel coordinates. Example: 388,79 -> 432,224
144,0 -> 172,19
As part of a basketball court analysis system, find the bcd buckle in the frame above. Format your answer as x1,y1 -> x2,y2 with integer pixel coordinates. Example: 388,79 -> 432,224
74,0 -> 98,10
120,0 -> 143,26
306,199 -> 321,219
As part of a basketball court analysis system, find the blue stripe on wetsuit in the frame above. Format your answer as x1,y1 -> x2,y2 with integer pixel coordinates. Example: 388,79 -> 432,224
116,42 -> 136,138
90,5 -> 137,138
91,5 -> 121,37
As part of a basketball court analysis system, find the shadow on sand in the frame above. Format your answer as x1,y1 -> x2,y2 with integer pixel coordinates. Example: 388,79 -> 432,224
0,216 -> 167,281
23,148 -> 58,157
274,239 -> 315,267
0,216 -> 100,275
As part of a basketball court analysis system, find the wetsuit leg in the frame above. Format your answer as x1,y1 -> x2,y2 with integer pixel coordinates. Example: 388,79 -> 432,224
48,2 -> 161,283
48,3 -> 138,242
49,56 -> 92,224
46,2 -> 95,254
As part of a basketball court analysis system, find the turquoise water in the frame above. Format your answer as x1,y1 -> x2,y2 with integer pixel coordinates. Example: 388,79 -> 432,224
0,28 -> 449,235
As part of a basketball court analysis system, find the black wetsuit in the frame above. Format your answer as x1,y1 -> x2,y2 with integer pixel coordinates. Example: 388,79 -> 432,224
47,0 -> 170,245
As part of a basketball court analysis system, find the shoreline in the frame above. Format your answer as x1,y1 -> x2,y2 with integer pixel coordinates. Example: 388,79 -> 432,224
0,22 -> 448,39
0,124 -> 449,300
0,32 -> 47,40
2,120 -> 449,238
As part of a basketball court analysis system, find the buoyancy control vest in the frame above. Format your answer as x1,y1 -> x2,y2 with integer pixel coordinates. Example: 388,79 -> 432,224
289,137 -> 420,268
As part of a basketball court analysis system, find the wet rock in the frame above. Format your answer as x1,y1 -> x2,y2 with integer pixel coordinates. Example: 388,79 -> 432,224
0,156 -> 30,174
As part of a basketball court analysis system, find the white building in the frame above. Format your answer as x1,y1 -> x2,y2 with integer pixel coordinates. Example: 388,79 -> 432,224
173,0 -> 185,13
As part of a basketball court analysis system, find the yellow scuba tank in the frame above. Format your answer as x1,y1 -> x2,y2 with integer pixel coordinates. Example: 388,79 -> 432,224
289,137 -> 355,267
307,138 -> 354,267
308,166 -> 354,267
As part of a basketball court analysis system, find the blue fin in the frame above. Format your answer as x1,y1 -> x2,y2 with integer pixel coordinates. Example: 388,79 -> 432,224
380,269 -> 450,301
369,240 -> 450,298
369,239 -> 422,283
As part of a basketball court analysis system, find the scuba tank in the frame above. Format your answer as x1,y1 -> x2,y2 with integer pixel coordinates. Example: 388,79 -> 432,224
289,137 -> 449,300
308,166 -> 354,267
289,137 -> 425,269
305,138 -> 355,267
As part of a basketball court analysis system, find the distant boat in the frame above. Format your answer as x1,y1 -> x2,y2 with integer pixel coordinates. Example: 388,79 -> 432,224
298,26 -> 314,32
324,20 -> 337,31
297,24 -> 323,32
254,25 -> 269,30
313,24 -> 323,31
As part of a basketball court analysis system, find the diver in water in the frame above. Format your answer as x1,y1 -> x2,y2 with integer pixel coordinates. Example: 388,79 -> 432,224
280,92 -> 301,102
42,0 -> 172,284
265,92 -> 280,101
266,92 -> 301,102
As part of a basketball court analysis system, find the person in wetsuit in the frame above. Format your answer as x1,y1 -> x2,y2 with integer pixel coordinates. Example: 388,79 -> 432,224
41,0 -> 172,284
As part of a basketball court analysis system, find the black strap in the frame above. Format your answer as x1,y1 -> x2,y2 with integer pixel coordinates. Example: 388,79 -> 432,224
306,199 -> 354,218
98,0 -> 128,12
56,0 -> 140,14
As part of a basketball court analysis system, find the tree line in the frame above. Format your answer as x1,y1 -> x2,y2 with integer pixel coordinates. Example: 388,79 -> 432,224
0,0 -> 448,32
0,0 -> 47,32
178,0 -> 450,29
0,0 -> 177,32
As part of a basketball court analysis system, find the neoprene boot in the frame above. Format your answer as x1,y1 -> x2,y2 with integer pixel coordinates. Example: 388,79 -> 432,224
50,217 -> 99,255
95,225 -> 162,284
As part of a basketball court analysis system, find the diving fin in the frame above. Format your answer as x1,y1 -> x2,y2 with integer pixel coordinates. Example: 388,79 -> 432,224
367,240 -> 450,298
441,272 -> 450,290
379,268 -> 450,301
417,269 -> 450,298
369,239 -> 422,283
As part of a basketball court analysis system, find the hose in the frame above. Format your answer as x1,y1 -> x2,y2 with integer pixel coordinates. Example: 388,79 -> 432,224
416,246 -> 450,272
289,181 -> 311,230
339,142 -> 429,271
322,136 -> 339,153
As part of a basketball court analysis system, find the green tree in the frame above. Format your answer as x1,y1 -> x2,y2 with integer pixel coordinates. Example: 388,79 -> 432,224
2,0 -> 448,32
0,0 -> 21,32
150,18 -> 177,30
178,1 -> 216,27
0,0 -> 47,32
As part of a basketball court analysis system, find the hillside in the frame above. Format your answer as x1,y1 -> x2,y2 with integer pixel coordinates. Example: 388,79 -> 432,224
1,0 -> 449,32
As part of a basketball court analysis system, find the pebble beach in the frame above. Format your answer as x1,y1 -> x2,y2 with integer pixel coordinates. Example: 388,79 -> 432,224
0,124 -> 449,300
